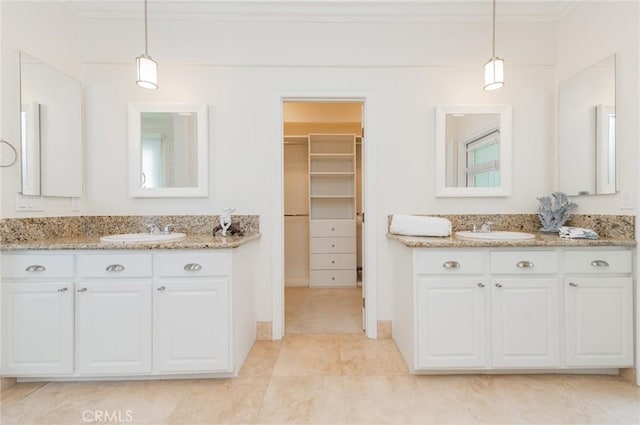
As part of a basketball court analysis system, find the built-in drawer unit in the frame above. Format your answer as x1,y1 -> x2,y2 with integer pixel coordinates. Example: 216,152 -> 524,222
563,249 -> 632,274
154,251 -> 232,277
310,269 -> 357,286
309,219 -> 357,287
414,249 -> 485,275
310,253 -> 356,270
77,253 -> 152,278
491,250 -> 558,274
1,254 -> 74,279
310,220 -> 356,237
310,237 -> 356,254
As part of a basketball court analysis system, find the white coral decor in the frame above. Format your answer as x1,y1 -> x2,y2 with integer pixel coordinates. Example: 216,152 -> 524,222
537,192 -> 578,232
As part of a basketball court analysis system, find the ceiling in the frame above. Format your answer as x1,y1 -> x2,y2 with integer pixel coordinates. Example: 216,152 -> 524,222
61,0 -> 582,22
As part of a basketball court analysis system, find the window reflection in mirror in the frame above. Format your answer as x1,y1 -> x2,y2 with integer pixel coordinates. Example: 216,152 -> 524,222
141,112 -> 198,188
435,105 -> 512,197
558,54 -> 616,196
128,103 -> 208,198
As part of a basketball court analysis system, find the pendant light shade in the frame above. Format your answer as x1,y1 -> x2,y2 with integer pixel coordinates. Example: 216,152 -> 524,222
136,0 -> 158,90
484,0 -> 504,91
484,57 -> 504,91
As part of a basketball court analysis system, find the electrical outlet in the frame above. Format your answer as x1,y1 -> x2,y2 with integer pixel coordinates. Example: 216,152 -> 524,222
620,191 -> 634,210
14,193 -> 44,212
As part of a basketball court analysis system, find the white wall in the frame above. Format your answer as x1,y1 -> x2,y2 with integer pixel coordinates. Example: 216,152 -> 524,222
557,1 -> 639,213
0,1 -> 83,217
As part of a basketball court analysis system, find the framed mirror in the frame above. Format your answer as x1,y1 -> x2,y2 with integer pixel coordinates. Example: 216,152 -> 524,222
128,103 -> 209,198
435,105 -> 512,197
19,51 -> 83,197
558,54 -> 616,196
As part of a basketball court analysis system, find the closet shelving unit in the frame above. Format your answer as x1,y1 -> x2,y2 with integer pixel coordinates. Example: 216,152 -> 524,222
308,134 -> 357,287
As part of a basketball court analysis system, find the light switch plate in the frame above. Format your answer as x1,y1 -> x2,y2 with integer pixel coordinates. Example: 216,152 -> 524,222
15,193 -> 44,212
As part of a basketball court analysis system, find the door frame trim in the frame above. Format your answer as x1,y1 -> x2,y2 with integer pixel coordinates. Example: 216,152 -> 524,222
272,93 -> 378,339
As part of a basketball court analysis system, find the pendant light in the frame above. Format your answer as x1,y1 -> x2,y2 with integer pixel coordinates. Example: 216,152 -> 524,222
484,0 -> 504,91
136,0 -> 158,89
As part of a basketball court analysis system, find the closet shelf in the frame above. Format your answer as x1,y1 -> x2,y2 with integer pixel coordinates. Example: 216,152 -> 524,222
310,195 -> 355,199
309,153 -> 354,159
309,172 -> 355,176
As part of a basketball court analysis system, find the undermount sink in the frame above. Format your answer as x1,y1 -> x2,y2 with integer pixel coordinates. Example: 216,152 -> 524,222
455,231 -> 536,241
100,232 -> 186,244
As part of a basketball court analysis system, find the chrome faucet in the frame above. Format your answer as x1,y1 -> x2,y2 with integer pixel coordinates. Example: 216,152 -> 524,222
479,221 -> 494,233
162,224 -> 174,234
145,223 -> 160,234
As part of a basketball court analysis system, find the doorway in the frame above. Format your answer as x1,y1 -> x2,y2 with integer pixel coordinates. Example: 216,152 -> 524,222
282,100 -> 365,334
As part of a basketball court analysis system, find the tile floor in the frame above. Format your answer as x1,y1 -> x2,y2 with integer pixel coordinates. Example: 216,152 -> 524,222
2,288 -> 639,424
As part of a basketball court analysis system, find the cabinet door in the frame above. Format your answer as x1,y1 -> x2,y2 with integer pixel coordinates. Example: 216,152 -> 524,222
416,278 -> 487,369
2,282 -> 73,375
154,279 -> 230,373
76,281 -> 152,375
491,278 -> 560,368
564,277 -> 633,367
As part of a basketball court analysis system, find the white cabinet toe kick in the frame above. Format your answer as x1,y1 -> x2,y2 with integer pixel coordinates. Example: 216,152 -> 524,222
392,246 -> 634,374
1,248 -> 257,381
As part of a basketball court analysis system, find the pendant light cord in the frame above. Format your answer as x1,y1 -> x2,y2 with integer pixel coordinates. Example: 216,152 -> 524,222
491,0 -> 496,60
144,0 -> 149,56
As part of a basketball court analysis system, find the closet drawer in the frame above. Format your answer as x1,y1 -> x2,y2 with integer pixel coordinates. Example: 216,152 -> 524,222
78,254 -> 152,278
310,237 -> 356,254
310,253 -> 356,270
564,250 -> 632,274
2,254 -> 74,279
310,270 -> 357,287
154,252 -> 232,277
310,220 -> 356,237
491,251 -> 558,274
414,250 -> 485,275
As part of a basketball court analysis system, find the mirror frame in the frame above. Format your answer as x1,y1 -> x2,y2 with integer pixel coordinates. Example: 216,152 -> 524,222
128,103 -> 209,198
435,105 -> 512,197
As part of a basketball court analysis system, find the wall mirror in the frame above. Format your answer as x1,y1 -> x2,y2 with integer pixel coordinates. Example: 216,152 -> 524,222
128,103 -> 208,197
19,51 -> 83,197
558,54 -> 616,196
435,105 -> 512,197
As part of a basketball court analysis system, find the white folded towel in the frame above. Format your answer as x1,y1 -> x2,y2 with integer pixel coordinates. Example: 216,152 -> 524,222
558,226 -> 599,240
390,215 -> 452,237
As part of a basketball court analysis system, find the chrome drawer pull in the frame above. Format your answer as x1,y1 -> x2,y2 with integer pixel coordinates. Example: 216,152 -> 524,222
516,261 -> 534,269
77,288 -> 87,293
184,263 -> 202,272
57,287 -> 68,292
25,265 -> 46,272
590,260 -> 609,267
106,264 -> 125,272
569,282 -> 579,287
442,261 -> 460,269
157,286 -> 166,291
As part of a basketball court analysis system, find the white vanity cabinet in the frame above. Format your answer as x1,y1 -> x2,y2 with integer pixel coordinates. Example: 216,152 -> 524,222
153,252 -> 231,373
394,246 -> 634,374
490,251 -> 560,368
414,250 -> 487,369
76,253 -> 153,375
1,246 -> 256,380
563,249 -> 633,367
1,254 -> 75,376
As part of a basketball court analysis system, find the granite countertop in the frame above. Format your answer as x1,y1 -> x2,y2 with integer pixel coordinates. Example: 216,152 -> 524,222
0,232 -> 261,251
388,232 -> 636,248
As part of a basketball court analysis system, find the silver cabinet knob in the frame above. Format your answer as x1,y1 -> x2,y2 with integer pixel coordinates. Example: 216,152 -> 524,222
331,244 -> 335,248
331,260 -> 335,264
77,287 -> 87,293
331,227 -> 336,231
442,261 -> 460,269
25,265 -> 46,272
516,260 -> 534,269
106,264 -> 125,272
569,282 -> 579,287
157,286 -> 166,291
184,263 -> 202,272
495,283 -> 503,288
590,260 -> 610,267
57,287 -> 68,292
477,283 -> 485,288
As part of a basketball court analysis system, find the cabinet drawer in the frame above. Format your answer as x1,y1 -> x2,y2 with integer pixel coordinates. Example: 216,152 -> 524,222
310,220 -> 356,237
154,252 -> 232,277
310,237 -> 356,254
564,250 -> 632,274
78,254 -> 152,278
2,254 -> 74,279
310,253 -> 356,270
491,251 -> 558,274
414,250 -> 485,275
310,270 -> 357,287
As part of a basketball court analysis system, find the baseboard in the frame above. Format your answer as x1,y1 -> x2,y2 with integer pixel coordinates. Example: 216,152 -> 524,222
1,377 -> 17,392
619,367 -> 637,385
377,320 -> 392,339
256,321 -> 273,341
